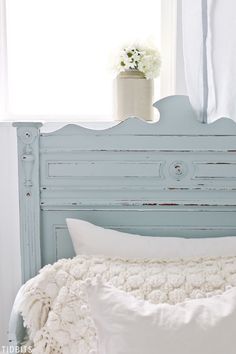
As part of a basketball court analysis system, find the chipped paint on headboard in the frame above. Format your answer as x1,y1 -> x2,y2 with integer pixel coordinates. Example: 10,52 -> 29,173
13,95 -> 236,283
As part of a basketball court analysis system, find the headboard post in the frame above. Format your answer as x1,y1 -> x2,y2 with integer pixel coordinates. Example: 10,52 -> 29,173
13,122 -> 43,283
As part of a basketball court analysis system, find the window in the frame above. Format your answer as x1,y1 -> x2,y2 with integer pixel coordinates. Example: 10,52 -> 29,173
1,0 -> 177,120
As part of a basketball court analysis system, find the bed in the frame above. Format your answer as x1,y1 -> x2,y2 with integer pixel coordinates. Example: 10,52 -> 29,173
8,95 -> 236,351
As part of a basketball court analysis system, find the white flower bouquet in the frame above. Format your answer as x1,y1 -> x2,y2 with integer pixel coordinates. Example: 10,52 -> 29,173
115,44 -> 161,80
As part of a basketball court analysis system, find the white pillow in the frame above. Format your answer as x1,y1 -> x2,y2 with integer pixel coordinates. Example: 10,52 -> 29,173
87,280 -> 236,354
66,218 -> 236,259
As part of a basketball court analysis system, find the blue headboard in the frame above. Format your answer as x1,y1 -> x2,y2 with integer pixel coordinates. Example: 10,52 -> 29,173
13,95 -> 236,283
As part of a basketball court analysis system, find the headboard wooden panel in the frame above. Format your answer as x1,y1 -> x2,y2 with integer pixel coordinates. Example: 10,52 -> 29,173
13,95 -> 236,283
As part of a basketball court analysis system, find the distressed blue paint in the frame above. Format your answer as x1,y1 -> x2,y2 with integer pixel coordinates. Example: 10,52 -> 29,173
13,123 -> 42,283
13,95 -> 236,279
10,95 -> 236,347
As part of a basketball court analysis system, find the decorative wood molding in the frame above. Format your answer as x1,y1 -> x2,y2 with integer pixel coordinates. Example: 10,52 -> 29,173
13,122 -> 42,283
169,161 -> 188,180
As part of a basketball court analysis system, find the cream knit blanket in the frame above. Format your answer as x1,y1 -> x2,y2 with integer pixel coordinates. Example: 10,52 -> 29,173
17,255 -> 236,354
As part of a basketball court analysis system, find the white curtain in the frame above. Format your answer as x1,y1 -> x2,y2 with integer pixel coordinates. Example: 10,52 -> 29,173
0,0 -> 7,115
182,0 -> 236,123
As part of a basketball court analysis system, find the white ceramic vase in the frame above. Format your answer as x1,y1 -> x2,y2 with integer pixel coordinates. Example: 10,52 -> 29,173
113,70 -> 154,121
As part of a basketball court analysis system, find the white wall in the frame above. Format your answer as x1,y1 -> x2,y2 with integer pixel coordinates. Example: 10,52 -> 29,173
0,126 -> 21,347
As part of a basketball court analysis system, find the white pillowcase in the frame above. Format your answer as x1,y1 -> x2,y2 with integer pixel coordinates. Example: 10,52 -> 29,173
66,218 -> 236,259
87,280 -> 236,354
